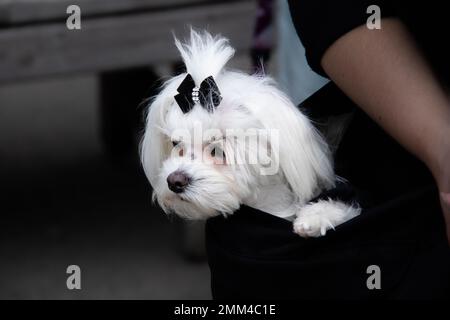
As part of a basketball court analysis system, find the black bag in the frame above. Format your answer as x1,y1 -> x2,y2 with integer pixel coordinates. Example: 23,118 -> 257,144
205,83 -> 450,299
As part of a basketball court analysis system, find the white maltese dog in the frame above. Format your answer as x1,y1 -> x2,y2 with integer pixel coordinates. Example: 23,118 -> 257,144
140,30 -> 360,237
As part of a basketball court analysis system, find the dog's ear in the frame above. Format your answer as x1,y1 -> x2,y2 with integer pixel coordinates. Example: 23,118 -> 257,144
140,85 -> 174,195
245,81 -> 335,202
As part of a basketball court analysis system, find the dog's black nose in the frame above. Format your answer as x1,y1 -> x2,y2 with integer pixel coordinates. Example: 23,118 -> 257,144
167,171 -> 190,193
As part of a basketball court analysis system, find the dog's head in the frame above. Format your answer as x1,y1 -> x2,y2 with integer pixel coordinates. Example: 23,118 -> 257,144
140,30 -> 335,219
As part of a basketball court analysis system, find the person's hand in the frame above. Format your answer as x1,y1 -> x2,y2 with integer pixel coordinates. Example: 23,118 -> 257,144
432,133 -> 450,245
440,191 -> 450,245
438,152 -> 450,245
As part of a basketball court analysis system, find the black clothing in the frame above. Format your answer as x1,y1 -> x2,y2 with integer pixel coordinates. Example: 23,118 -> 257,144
207,188 -> 449,299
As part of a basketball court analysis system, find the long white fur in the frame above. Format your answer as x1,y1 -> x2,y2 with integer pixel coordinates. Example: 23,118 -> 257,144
140,29 -> 360,237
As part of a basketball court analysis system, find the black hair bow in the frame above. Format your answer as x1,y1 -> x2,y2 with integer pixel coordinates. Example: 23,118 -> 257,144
174,74 -> 222,113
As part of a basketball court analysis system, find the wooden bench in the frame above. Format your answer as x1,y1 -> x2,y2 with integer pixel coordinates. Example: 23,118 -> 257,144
0,0 -> 256,83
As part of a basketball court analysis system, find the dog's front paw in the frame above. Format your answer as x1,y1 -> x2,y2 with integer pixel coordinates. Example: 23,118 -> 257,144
293,212 -> 333,238
293,200 -> 360,238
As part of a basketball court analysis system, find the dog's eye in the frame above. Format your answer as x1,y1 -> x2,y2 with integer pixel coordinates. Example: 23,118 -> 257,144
172,141 -> 184,157
211,146 -> 225,159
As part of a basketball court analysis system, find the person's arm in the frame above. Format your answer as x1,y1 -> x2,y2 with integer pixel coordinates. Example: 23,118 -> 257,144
321,18 -> 450,243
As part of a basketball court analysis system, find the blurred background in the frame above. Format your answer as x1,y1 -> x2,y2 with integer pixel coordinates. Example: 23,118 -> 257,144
0,0 -> 327,299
